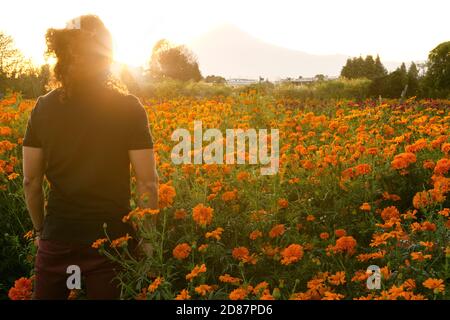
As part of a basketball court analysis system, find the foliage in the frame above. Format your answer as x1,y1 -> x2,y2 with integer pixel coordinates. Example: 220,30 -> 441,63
4,92 -> 449,300
148,39 -> 202,82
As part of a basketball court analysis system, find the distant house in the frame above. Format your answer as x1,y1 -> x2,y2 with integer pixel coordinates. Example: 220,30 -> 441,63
226,78 -> 259,86
275,75 -> 339,85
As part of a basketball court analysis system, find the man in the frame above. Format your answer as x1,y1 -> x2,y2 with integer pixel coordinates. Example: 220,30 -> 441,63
22,15 -> 158,299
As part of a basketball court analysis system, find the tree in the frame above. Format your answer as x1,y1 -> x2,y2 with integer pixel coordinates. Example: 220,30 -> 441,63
424,41 -> 450,98
315,74 -> 326,81
341,55 -> 387,80
204,75 -> 226,84
149,39 -> 202,82
374,55 -> 387,78
407,62 -> 419,97
120,65 -> 141,96
0,32 -> 22,78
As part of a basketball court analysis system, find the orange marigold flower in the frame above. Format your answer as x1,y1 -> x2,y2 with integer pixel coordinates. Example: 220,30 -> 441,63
158,183 -> 176,209
207,193 -> 217,201
186,264 -> 207,282
222,190 -> 237,202
232,247 -> 257,264
322,292 -> 345,300
434,158 -> 450,175
237,171 -> 250,181
8,277 -> 33,300
269,224 -> 286,238
334,229 -> 347,238
23,230 -> 33,240
173,243 -> 191,260
219,274 -> 241,285
148,277 -> 163,293
360,203 -> 371,211
249,230 -> 263,240
422,278 -> 445,294
412,191 -> 431,209
195,284 -> 214,296
192,203 -> 214,227
320,232 -> 330,240
403,279 -> 416,291
175,289 -> 191,300
261,244 -> 280,257
205,227 -> 224,241
355,164 -> 372,175
229,287 -> 248,300
253,281 -> 269,295
441,143 -> 450,154
198,244 -> 208,252
410,252 -> 432,261
328,271 -> 346,286
405,138 -> 427,153
174,209 -> 187,220
332,236 -> 357,255
422,221 -> 436,231
356,250 -> 386,262
92,238 -> 107,249
306,214 -> 315,222
122,207 -> 159,222
280,244 -> 304,265
110,234 -> 132,248
420,241 -> 434,250
380,206 -> 400,222
438,208 -> 450,217
277,198 -> 289,208
351,270 -> 369,282
382,192 -> 401,201
391,152 -> 417,170
423,160 -> 435,170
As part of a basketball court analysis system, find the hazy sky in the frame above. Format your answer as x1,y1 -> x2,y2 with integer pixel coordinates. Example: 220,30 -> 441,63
0,0 -> 448,66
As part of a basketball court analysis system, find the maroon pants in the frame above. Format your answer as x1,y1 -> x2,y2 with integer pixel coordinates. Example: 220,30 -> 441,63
33,239 -> 121,300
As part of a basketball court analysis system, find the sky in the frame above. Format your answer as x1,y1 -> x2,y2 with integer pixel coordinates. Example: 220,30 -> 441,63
0,0 -> 448,67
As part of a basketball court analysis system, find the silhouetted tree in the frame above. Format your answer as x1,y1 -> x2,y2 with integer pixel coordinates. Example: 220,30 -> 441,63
120,65 -> 141,96
424,41 -> 450,98
149,39 -> 202,82
315,74 -> 326,81
374,55 -> 388,78
341,55 -> 387,80
0,32 -> 49,97
407,62 -> 420,97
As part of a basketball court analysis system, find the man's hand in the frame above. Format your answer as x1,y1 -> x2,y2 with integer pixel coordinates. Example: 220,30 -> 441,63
34,235 -> 40,248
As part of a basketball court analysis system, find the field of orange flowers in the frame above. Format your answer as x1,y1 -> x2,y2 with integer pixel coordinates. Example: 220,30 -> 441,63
1,92 -> 449,300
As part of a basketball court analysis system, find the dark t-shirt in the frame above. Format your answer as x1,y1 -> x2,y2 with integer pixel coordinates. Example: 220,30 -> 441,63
23,88 -> 154,244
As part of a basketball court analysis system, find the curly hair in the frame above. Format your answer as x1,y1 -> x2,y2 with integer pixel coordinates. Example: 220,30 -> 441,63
45,15 -> 126,101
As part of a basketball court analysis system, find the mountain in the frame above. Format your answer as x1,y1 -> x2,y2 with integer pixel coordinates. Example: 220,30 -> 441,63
189,24 -> 402,80
189,24 -> 349,80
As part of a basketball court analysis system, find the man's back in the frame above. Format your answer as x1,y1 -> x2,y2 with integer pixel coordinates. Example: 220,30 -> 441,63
23,88 -> 153,243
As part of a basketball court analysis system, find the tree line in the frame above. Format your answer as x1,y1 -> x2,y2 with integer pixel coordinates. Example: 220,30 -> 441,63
0,28 -> 449,99
340,41 -> 450,99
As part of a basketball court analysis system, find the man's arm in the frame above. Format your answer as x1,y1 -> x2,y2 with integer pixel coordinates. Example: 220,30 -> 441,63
129,148 -> 159,210
22,146 -> 46,240
129,149 -> 159,257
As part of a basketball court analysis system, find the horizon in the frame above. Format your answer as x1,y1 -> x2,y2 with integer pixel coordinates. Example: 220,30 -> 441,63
0,0 -> 448,77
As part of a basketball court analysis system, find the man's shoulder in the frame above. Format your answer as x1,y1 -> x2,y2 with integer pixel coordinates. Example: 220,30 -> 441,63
115,93 -> 146,114
35,89 -> 62,110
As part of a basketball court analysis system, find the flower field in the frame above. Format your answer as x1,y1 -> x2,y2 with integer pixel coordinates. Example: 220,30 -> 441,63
1,92 -> 449,300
